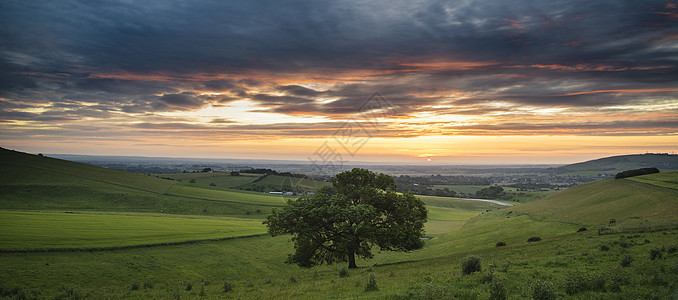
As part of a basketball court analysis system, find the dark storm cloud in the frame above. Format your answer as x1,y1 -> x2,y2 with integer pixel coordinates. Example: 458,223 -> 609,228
0,0 -> 676,132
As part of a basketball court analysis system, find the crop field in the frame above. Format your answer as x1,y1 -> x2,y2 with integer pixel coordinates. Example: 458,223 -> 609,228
0,211 -> 266,250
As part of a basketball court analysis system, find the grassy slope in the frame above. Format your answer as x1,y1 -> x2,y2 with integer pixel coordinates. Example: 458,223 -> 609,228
510,171 -> 678,226
0,148 -> 284,217
158,172 -> 261,188
557,153 -> 678,173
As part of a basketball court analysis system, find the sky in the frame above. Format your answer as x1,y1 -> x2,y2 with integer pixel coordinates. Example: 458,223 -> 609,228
1,0 -> 677,165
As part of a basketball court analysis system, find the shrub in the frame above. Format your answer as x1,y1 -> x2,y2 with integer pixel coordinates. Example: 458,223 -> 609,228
600,245 -> 610,251
199,284 -> 205,296
223,281 -> 233,293
365,274 -> 378,292
339,267 -> 349,278
189,179 -> 196,183
462,255 -> 482,275
527,236 -> 542,242
531,280 -> 556,300
650,248 -> 663,260
185,282 -> 192,291
496,241 -> 506,247
577,227 -> 587,232
209,182 -> 216,186
620,253 -> 633,267
488,277 -> 507,300
668,245 -> 677,254
131,282 -> 140,291
289,277 -> 297,283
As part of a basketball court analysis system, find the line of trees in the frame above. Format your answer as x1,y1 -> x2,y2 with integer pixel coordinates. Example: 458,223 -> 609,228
615,168 -> 659,179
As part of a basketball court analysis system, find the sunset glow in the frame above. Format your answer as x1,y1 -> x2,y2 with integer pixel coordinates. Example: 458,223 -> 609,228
1,1 -> 677,164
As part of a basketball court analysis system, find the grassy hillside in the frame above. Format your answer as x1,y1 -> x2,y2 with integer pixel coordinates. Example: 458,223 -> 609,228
157,172 -> 261,188
510,171 -> 678,226
554,153 -> 678,175
0,148 -> 284,217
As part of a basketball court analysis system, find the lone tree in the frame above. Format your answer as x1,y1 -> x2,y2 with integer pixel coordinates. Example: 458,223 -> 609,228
264,168 -> 428,268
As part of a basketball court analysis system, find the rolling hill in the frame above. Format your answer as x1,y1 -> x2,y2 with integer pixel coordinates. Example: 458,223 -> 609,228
0,147 -> 288,218
552,153 -> 678,176
510,171 -> 678,226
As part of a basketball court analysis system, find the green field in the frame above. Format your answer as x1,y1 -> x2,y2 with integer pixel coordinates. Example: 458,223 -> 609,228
166,184 -> 286,206
0,211 -> 265,250
628,170 -> 678,189
1,148 -> 677,299
158,172 -> 261,188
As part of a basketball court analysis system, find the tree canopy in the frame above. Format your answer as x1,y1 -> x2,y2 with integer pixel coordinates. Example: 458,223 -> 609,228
264,168 -> 428,268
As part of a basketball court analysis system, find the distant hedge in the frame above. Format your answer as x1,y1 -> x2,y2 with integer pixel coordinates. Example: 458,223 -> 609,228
615,167 -> 660,179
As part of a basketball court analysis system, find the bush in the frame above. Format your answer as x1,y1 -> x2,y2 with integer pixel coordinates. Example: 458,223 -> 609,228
527,236 -> 542,242
600,245 -> 610,251
531,280 -> 556,300
130,282 -> 140,291
223,281 -> 233,293
668,245 -> 677,254
488,277 -> 507,300
577,227 -> 587,232
189,179 -> 196,183
462,255 -> 482,275
209,182 -> 216,186
365,274 -> 378,292
620,253 -> 633,267
185,282 -> 192,291
496,241 -> 506,247
650,248 -> 664,260
339,267 -> 349,278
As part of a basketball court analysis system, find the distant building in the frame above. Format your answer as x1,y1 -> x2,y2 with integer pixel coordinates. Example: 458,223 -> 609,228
269,191 -> 283,194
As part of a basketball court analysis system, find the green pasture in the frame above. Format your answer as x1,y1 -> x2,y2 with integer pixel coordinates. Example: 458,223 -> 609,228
512,174 -> 678,226
166,184 -> 286,206
628,170 -> 678,189
158,172 -> 261,188
425,206 -> 480,235
418,195 -> 509,211
0,211 -> 266,250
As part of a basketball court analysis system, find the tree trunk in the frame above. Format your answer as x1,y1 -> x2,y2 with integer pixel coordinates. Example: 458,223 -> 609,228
348,252 -> 357,269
